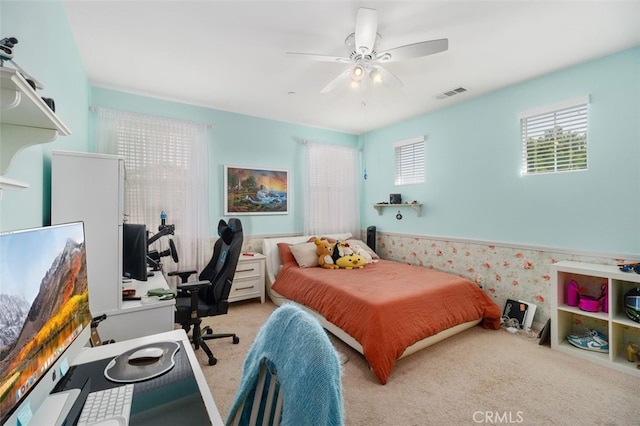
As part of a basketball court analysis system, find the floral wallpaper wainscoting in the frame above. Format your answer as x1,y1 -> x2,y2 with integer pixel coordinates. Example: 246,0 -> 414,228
371,232 -> 632,329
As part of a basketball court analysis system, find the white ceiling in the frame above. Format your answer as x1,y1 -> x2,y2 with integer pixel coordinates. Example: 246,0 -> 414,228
61,1 -> 640,134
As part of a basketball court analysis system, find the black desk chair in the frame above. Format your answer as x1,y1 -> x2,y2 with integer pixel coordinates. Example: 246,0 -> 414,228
168,218 -> 243,365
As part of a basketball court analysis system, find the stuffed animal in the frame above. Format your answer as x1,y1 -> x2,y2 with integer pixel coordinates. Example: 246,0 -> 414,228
332,240 -> 354,264
336,254 -> 366,269
350,244 -> 374,264
315,238 -> 338,269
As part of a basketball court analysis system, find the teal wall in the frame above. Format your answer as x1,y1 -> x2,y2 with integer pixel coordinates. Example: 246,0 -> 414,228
361,47 -> 640,255
0,1 -> 356,237
0,0 -> 90,230
89,88 -> 357,236
1,0 -> 638,257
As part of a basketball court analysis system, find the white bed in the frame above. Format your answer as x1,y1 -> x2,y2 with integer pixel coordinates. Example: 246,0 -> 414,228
262,234 -> 483,365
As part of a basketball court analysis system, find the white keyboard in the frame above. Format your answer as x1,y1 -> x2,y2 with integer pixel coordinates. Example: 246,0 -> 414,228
77,384 -> 133,426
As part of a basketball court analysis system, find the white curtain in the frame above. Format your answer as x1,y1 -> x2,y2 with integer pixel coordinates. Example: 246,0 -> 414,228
304,141 -> 360,236
96,108 -> 210,274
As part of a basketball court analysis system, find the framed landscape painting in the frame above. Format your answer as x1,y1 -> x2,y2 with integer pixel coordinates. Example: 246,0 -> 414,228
224,166 -> 289,215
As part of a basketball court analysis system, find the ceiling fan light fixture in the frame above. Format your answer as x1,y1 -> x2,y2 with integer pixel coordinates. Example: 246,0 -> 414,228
294,8 -> 449,95
369,68 -> 383,84
350,64 -> 366,81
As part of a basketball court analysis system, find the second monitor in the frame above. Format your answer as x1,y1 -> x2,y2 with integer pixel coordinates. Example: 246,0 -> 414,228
122,223 -> 148,281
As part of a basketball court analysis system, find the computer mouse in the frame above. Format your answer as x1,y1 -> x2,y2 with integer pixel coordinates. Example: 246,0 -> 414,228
128,347 -> 164,363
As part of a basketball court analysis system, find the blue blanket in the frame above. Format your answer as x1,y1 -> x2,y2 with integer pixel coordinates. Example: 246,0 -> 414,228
226,304 -> 344,425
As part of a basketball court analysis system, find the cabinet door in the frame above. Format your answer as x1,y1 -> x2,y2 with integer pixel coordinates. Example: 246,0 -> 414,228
52,152 -> 124,316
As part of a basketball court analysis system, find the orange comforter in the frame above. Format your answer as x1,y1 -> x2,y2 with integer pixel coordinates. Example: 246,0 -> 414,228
272,243 -> 501,384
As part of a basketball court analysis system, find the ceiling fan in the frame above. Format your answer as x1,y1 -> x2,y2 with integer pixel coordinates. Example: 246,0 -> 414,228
286,8 -> 448,94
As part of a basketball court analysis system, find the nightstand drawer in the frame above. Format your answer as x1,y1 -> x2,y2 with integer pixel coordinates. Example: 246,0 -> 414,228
230,277 -> 261,298
235,260 -> 261,279
231,253 -> 266,303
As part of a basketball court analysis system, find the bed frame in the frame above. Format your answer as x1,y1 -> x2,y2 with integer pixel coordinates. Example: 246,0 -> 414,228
262,234 -> 481,360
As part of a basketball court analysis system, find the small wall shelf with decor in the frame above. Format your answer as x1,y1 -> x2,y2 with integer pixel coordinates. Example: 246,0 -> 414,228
0,67 -> 70,177
551,260 -> 640,378
373,203 -> 422,216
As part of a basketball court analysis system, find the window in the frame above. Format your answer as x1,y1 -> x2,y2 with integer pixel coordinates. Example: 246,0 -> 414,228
520,96 -> 589,175
394,136 -> 425,185
304,141 -> 360,236
96,108 -> 210,271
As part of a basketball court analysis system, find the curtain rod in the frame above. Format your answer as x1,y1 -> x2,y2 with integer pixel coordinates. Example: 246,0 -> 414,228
89,106 -> 214,129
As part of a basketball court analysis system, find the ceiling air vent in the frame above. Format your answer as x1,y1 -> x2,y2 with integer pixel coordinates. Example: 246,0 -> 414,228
436,86 -> 468,100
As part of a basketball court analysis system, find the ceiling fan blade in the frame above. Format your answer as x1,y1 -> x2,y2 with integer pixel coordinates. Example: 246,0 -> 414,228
355,8 -> 378,55
377,38 -> 448,63
369,65 -> 403,90
320,69 -> 351,94
286,52 -> 351,63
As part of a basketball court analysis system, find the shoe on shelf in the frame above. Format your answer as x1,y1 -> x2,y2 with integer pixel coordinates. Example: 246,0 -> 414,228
626,341 -> 640,362
567,329 -> 609,353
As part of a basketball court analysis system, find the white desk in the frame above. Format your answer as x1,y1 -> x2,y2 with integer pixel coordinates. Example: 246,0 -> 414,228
72,330 -> 223,425
97,272 -> 176,342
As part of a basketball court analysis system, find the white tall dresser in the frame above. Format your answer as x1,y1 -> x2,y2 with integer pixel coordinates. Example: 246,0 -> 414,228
51,151 -> 175,341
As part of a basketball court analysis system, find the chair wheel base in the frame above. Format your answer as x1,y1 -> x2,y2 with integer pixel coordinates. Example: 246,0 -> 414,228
208,357 -> 217,366
233,336 -> 240,344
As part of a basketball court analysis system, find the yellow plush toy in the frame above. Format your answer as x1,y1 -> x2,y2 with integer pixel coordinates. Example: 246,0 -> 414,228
315,238 -> 338,269
336,254 -> 366,269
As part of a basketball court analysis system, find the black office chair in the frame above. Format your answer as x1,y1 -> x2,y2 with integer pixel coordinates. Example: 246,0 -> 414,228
168,218 -> 243,365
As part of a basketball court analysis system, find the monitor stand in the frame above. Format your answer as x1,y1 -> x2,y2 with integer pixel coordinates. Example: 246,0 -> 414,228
30,389 -> 79,426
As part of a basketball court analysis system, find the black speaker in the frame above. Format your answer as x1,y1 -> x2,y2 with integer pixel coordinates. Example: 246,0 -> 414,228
366,226 -> 376,252
41,97 -> 55,112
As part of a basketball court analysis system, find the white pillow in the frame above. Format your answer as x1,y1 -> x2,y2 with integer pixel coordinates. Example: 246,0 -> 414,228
289,242 -> 319,268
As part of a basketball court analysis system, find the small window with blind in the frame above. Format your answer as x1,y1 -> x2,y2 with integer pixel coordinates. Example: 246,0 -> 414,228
394,136 -> 425,185
519,96 -> 589,175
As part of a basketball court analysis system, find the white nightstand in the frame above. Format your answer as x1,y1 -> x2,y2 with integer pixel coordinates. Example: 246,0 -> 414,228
230,252 -> 266,303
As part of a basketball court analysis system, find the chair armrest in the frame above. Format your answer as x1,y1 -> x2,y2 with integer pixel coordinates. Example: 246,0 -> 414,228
177,280 -> 211,292
177,280 -> 211,313
168,269 -> 198,283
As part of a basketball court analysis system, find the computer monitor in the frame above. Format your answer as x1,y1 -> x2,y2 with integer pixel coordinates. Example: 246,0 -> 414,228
0,222 -> 92,425
122,223 -> 148,281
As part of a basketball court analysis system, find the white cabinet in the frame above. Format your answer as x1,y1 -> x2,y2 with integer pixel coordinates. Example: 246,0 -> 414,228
230,253 -> 265,303
551,261 -> 640,377
52,151 -> 124,316
51,151 -> 175,340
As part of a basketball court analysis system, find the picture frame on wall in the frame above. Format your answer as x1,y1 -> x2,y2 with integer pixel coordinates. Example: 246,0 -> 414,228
224,165 -> 289,215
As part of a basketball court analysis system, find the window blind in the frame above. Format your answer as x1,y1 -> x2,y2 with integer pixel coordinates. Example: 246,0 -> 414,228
394,136 -> 425,185
304,141 -> 360,236
96,107 -> 210,272
520,96 -> 589,175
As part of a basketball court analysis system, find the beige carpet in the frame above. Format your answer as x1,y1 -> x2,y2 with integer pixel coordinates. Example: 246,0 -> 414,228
192,300 -> 639,425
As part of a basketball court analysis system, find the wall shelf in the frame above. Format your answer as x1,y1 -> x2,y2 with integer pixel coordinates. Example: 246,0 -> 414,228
0,175 -> 29,200
373,203 -> 422,216
0,67 -> 70,176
